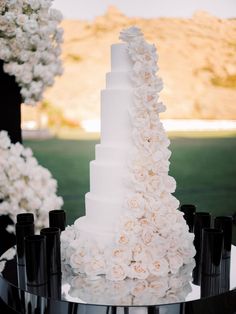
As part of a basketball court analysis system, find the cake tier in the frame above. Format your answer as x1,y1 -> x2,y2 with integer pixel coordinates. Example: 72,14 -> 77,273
100,89 -> 133,145
106,71 -> 132,89
95,144 -> 127,163
75,216 -> 116,247
89,160 -> 126,198
85,192 -> 123,229
111,43 -> 132,72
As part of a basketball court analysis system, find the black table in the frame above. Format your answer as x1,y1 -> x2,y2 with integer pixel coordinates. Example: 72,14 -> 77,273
0,246 -> 236,314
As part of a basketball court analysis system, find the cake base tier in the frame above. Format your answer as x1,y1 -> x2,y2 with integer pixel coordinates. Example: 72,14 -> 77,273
85,192 -> 124,230
74,216 -> 116,247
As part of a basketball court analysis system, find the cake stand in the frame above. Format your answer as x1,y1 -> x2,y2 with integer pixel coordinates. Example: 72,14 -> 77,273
0,246 -> 236,314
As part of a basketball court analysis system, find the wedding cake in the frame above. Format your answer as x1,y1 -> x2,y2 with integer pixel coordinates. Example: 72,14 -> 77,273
61,27 -> 195,281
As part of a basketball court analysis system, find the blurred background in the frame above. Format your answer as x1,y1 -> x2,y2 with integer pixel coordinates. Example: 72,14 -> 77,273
22,0 -> 236,239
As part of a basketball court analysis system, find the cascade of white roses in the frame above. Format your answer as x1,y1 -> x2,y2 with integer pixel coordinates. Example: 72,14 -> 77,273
0,0 -> 63,105
105,27 -> 196,281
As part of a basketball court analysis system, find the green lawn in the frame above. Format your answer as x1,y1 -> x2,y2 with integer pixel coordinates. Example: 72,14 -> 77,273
25,132 -> 236,242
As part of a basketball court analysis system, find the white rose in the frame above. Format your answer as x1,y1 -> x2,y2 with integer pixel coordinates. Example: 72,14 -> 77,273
168,253 -> 184,274
0,131 -> 11,149
149,277 -> 169,297
148,258 -> 169,277
146,175 -> 164,194
16,14 -> 28,27
124,192 -> 146,218
141,227 -> 155,246
0,1 -> 6,14
131,280 -> 148,297
119,26 -> 143,42
110,246 -> 130,261
129,262 -> 149,280
116,231 -> 130,246
39,0 -> 52,9
21,71 -> 33,84
28,0 -> 40,10
0,46 -> 11,61
54,28 -> 64,44
49,8 -> 63,22
84,258 -> 106,277
29,81 -> 43,96
107,263 -> 127,281
163,175 -> 176,193
23,19 -> 38,34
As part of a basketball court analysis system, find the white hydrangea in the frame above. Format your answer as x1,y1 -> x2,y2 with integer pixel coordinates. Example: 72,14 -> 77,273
0,0 -> 63,106
0,131 -> 63,231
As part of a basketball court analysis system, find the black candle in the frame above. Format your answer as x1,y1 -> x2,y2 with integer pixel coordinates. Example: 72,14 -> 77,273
193,212 -> 211,285
17,213 -> 34,224
201,274 -> 221,298
25,235 -> 47,287
180,204 -> 196,232
49,210 -> 66,231
220,257 -> 231,293
40,227 -> 61,275
201,228 -> 223,276
15,222 -> 34,266
214,216 -> 232,259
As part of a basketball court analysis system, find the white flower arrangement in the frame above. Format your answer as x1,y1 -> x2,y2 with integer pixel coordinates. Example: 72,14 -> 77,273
0,131 -> 63,231
0,0 -> 63,106
61,27 -> 196,281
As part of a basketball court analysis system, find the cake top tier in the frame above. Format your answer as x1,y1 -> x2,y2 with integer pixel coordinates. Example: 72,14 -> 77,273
111,43 -> 132,72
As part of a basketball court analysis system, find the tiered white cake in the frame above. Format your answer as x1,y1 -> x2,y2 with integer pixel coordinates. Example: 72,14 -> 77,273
61,27 -> 195,282
74,43 -> 135,245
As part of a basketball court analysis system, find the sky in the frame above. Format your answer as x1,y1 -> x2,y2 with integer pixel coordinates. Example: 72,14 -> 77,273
53,0 -> 236,20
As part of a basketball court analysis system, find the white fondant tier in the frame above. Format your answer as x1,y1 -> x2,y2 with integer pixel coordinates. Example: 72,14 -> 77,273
85,192 -> 123,229
95,144 -> 128,163
100,89 -> 133,145
111,43 -> 132,72
89,160 -> 126,198
106,71 -> 133,89
74,216 -> 115,246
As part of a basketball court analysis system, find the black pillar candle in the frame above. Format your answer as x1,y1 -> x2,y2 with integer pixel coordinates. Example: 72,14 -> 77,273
201,228 -> 223,276
193,212 -> 211,285
48,274 -> 61,298
40,227 -> 61,275
214,216 -> 232,259
220,257 -> 231,293
200,274 -> 221,298
15,222 -> 34,266
17,213 -> 34,224
25,235 -> 47,287
180,204 -> 196,232
49,210 -> 66,231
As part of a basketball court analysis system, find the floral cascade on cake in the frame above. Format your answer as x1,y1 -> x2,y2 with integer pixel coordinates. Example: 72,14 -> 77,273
61,27 -> 195,281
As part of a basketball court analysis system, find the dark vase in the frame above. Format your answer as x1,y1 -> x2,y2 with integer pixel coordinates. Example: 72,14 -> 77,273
0,60 -> 22,257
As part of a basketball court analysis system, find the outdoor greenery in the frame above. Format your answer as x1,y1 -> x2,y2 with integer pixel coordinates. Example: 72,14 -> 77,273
25,131 -> 236,242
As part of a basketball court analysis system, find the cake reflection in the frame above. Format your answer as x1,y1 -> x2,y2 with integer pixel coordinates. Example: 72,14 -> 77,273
62,263 -> 194,306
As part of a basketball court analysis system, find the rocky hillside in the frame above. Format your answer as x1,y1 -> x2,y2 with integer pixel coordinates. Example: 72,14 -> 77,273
44,7 -> 236,122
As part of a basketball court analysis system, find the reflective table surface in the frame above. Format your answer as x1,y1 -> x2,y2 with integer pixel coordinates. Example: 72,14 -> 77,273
0,246 -> 236,313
